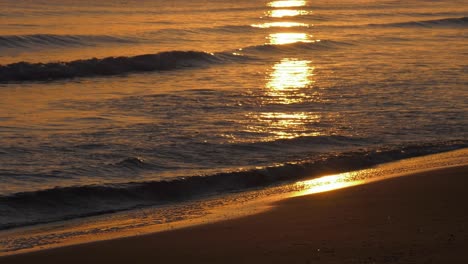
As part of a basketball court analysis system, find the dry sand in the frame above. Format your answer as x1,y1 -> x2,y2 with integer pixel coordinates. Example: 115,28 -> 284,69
1,165 -> 467,264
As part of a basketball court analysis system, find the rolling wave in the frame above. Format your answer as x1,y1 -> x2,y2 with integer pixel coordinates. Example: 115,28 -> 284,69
204,24 -> 258,34
228,135 -> 367,152
0,51 -> 245,83
240,40 -> 352,54
146,25 -> 260,38
370,16 -> 468,28
0,34 -> 137,48
0,38 -> 348,83
0,142 -> 465,230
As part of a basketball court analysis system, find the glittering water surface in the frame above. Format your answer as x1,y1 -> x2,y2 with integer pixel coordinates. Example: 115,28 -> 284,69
0,0 -> 467,230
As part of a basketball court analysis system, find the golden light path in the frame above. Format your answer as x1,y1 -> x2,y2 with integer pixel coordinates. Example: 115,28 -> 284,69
261,0 -> 369,197
268,0 -> 307,8
251,21 -> 309,28
266,58 -> 314,90
244,59 -> 318,140
267,32 -> 314,45
245,111 -> 321,140
259,112 -> 314,122
266,9 -> 310,18
245,0 -> 319,141
252,112 -> 321,139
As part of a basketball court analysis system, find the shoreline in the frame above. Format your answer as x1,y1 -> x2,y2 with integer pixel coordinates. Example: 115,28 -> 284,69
0,148 -> 466,256
1,164 -> 467,263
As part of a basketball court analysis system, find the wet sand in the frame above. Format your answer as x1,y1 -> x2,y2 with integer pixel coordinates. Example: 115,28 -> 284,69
1,165 -> 467,264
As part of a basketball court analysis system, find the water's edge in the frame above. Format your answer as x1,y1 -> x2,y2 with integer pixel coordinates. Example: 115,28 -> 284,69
0,148 -> 466,256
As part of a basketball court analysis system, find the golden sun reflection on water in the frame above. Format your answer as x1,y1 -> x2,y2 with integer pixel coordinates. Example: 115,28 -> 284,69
248,0 -> 320,141
266,9 -> 310,18
293,172 -> 366,197
243,58 -> 319,140
245,112 -> 321,140
267,32 -> 313,45
267,58 -> 314,90
252,22 -> 309,28
268,0 -> 307,8
259,112 -> 320,139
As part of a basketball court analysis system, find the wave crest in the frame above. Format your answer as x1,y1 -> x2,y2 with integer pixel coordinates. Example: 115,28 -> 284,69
371,16 -> 468,28
241,40 -> 352,54
1,142 -> 465,230
0,51 -> 243,83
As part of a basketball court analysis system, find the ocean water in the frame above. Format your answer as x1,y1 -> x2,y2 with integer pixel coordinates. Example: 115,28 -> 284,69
0,0 -> 467,230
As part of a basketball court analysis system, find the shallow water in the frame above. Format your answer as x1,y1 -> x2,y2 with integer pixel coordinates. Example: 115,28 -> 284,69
0,0 -> 467,229
1,149 -> 466,255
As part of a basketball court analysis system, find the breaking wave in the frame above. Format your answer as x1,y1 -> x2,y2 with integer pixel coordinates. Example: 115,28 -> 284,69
0,51 -> 246,83
0,38 -> 352,83
240,40 -> 352,54
0,142 -> 465,230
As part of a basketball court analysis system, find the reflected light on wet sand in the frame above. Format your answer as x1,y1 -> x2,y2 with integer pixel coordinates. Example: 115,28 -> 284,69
268,0 -> 307,8
267,58 -> 314,90
294,172 -> 366,197
266,9 -> 310,18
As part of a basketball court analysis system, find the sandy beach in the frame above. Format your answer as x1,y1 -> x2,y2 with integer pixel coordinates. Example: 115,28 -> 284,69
1,165 -> 467,264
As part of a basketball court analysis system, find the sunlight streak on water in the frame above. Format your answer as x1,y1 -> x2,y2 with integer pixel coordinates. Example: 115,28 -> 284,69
267,33 -> 314,45
266,9 -> 310,18
241,57 -> 320,140
251,22 -> 309,28
246,112 -> 321,140
268,0 -> 308,8
266,58 -> 314,90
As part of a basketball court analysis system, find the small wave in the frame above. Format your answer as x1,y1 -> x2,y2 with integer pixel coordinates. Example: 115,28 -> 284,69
370,17 -> 468,28
205,25 -> 258,34
145,25 -> 258,38
230,135 -> 367,152
0,51 -> 245,83
240,40 -> 352,54
0,142 -> 465,230
114,157 -> 153,169
0,34 -> 137,48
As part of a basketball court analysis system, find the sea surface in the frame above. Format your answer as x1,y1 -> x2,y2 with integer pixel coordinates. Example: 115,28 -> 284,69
0,0 -> 467,231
